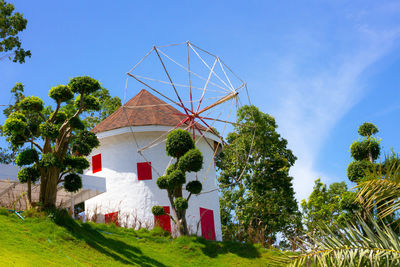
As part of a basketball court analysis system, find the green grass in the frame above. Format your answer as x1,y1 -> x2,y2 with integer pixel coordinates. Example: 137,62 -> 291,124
0,208 -> 281,266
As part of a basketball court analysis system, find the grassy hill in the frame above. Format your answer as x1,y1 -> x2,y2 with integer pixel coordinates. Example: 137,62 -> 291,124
0,209 -> 281,266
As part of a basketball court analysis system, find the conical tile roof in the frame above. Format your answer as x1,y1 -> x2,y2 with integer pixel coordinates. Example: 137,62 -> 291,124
92,89 -> 205,133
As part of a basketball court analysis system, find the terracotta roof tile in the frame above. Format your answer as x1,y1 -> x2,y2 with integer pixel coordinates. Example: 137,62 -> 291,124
91,89 -> 206,133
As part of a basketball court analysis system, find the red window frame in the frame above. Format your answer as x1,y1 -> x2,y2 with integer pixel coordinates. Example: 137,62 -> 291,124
137,162 -> 152,180
92,154 -> 102,174
154,206 -> 171,233
200,207 -> 216,240
105,212 -> 119,226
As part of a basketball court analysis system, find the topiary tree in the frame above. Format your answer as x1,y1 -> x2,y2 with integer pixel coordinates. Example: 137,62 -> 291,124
151,129 -> 203,236
2,76 -> 102,209
347,122 -> 380,183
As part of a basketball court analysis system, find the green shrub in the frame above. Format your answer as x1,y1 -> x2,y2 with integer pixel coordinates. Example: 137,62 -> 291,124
15,148 -> 39,166
151,226 -> 170,237
174,197 -> 188,211
63,173 -> 82,192
167,170 -> 185,187
152,206 -> 166,216
166,129 -> 194,158
49,85 -> 74,102
0,208 -> 9,216
186,180 -> 202,194
178,148 -> 203,172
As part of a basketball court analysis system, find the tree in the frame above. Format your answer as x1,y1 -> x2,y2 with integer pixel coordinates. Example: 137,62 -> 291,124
1,82 -> 120,160
2,76 -> 102,209
274,160 -> 400,266
216,105 -> 300,247
151,129 -> 204,236
301,178 -> 359,236
347,122 -> 380,183
273,124 -> 400,265
0,0 -> 31,63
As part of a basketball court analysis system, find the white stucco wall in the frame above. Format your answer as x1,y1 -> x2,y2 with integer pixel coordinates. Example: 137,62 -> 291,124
84,126 -> 222,240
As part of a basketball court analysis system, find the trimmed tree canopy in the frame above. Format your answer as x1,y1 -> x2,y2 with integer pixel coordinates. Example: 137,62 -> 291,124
152,129 -> 204,236
1,76 -> 107,208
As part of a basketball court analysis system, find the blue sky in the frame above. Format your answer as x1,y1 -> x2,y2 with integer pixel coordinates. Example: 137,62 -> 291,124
2,1 -> 400,201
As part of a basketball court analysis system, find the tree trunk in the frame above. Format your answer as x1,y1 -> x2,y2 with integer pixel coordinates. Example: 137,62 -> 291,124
168,191 -> 189,236
27,177 -> 32,207
40,167 -> 60,209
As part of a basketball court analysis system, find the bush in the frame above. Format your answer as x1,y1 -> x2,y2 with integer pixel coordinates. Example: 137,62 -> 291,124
347,160 -> 375,182
63,173 -> 82,192
69,76 -> 101,94
152,206 -> 166,216
358,122 -> 378,137
40,153 -> 61,168
15,148 -> 39,166
39,122 -> 59,139
68,117 -> 85,130
350,140 -> 380,162
167,170 -> 185,187
186,180 -> 202,194
19,96 -> 44,112
0,208 -> 9,216
174,197 -> 188,211
166,129 -> 194,158
156,176 -> 169,189
151,226 -> 170,237
49,85 -> 74,102
17,166 -> 40,183
178,148 -> 203,172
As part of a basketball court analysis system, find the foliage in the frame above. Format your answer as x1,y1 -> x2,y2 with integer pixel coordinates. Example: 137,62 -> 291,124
0,0 -> 31,63
152,206 -> 166,216
0,147 -> 12,164
216,105 -> 300,247
174,197 -> 188,211
177,148 -> 203,172
358,122 -> 378,137
63,173 -> 82,192
347,160 -> 375,183
83,88 -> 121,130
186,180 -> 202,194
301,179 -> 359,235
273,214 -> 400,266
165,129 -> 195,158
275,127 -> 400,265
347,122 -> 380,183
1,76 -> 103,208
152,129 -> 204,236
17,165 -> 40,183
15,148 -> 38,166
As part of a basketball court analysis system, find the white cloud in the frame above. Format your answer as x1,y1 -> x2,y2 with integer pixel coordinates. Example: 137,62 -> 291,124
272,24 -> 400,202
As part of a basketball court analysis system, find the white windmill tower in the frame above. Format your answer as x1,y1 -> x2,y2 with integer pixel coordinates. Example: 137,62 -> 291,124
84,42 -> 252,241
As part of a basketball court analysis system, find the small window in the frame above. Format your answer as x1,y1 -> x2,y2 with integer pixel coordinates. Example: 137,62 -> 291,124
105,212 -> 118,226
137,162 -> 152,180
92,154 -> 102,174
154,206 -> 171,233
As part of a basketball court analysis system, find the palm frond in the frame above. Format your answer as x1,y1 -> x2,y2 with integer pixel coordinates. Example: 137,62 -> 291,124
271,215 -> 400,266
356,160 -> 400,219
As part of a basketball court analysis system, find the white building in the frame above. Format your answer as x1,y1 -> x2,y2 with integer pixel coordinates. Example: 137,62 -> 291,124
85,89 -> 222,240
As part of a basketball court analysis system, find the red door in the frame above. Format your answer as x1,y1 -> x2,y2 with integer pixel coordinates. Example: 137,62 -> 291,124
154,206 -> 171,233
105,212 -> 119,226
200,208 -> 216,240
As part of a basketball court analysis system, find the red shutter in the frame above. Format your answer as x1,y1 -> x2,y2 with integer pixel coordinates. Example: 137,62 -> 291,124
105,212 -> 119,226
92,154 -> 102,173
137,162 -> 152,180
200,208 -> 216,240
154,206 -> 171,233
